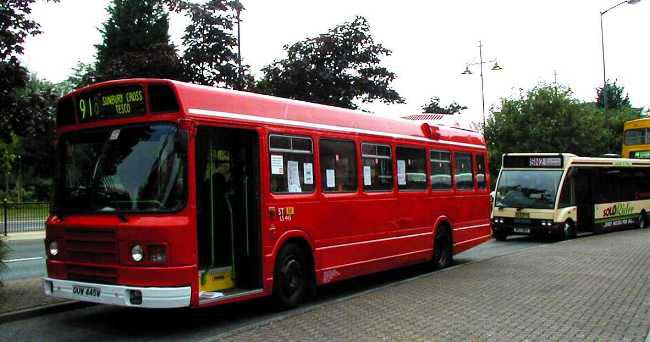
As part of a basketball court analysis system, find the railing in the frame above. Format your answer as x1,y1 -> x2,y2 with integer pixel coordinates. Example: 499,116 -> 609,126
2,201 -> 49,235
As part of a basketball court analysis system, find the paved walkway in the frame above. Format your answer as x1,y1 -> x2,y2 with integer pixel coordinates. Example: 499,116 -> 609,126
220,229 -> 650,341
4,231 -> 45,241
0,277 -> 68,315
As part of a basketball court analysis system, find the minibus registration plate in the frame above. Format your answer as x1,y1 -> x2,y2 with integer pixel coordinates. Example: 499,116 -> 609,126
513,227 -> 531,234
72,285 -> 101,298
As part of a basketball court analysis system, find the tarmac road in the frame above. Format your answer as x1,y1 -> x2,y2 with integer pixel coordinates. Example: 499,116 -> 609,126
0,235 -> 549,341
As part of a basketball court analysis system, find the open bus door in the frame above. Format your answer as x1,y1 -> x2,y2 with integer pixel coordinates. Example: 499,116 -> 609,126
196,127 -> 262,299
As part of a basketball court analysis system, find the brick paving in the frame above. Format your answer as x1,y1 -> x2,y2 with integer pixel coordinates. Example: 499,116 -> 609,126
0,277 -> 69,314
221,229 -> 650,341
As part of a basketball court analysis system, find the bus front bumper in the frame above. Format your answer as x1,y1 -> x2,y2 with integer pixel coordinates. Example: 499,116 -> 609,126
492,222 -> 562,236
42,277 -> 191,308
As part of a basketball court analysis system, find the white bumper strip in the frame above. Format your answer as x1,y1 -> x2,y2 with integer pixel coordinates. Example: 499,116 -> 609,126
42,278 -> 191,308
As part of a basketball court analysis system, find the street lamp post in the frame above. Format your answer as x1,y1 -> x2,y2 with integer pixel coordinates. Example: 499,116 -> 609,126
235,1 -> 243,90
600,0 -> 642,132
462,41 -> 502,128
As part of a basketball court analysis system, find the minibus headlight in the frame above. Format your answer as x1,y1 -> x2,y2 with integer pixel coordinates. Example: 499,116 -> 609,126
48,241 -> 59,256
131,244 -> 144,262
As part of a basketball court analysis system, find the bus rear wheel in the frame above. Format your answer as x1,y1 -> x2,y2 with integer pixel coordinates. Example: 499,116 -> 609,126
273,243 -> 311,309
433,227 -> 452,270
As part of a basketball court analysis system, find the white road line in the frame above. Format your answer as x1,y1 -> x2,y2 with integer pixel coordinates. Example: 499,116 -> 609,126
2,257 -> 44,263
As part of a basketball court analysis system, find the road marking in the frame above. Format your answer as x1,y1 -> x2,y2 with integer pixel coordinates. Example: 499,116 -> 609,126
2,257 -> 44,263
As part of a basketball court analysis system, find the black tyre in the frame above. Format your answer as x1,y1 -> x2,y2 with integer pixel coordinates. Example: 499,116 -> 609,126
273,243 -> 311,309
433,227 -> 452,270
560,221 -> 576,241
493,230 -> 508,241
639,211 -> 647,229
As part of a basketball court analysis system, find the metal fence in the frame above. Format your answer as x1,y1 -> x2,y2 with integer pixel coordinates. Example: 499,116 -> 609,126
2,202 -> 49,235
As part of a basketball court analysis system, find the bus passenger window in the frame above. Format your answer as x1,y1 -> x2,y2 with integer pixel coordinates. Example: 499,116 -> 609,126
476,154 -> 487,190
269,135 -> 314,194
396,147 -> 426,190
361,143 -> 393,191
320,139 -> 357,192
431,150 -> 452,190
455,153 -> 474,190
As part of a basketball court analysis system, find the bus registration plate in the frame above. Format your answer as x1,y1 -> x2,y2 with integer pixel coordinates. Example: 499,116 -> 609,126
72,285 -> 101,298
513,227 -> 530,234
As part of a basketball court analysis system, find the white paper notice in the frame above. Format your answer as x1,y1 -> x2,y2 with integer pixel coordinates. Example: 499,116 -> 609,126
304,163 -> 314,185
287,160 -> 302,193
363,166 -> 372,186
326,169 -> 336,188
271,155 -> 284,175
397,160 -> 406,185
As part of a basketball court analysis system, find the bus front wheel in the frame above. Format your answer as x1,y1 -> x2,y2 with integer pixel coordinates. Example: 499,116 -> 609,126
273,243 -> 311,309
639,211 -> 647,229
493,230 -> 508,241
560,221 -> 576,240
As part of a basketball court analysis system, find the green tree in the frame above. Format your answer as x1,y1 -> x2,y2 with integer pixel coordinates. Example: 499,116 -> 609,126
596,80 -> 631,110
257,16 -> 404,110
65,61 -> 96,90
180,0 -> 242,88
484,84 -> 636,181
95,0 -> 183,81
421,96 -> 467,114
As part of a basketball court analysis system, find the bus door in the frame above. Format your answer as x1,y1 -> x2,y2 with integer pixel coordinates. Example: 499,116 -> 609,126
196,127 -> 262,294
574,168 -> 594,231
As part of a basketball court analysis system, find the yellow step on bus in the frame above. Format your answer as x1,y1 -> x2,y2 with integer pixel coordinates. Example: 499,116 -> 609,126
492,153 -> 650,241
622,118 -> 650,159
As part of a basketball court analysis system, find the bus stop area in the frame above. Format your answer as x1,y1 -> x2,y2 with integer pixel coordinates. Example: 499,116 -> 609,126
218,229 -> 650,341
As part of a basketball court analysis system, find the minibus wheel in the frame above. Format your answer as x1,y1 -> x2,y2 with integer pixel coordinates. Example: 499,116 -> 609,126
639,211 -> 647,229
433,226 -> 452,269
273,243 -> 309,309
561,221 -> 576,240
493,231 -> 508,241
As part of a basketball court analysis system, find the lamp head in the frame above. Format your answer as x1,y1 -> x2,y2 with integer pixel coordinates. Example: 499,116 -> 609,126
491,62 -> 503,71
461,66 -> 472,75
627,0 -> 641,4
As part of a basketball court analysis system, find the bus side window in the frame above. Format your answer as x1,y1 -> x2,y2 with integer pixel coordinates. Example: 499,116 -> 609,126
430,150 -> 452,190
454,152 -> 474,190
361,143 -> 393,191
396,146 -> 427,191
320,139 -> 357,192
558,171 -> 575,208
476,154 -> 487,190
269,134 -> 315,194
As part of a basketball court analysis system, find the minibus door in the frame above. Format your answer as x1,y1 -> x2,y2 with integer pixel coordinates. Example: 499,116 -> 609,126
575,168 -> 594,232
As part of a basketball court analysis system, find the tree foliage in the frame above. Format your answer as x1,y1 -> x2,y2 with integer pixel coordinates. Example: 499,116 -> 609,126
95,0 -> 183,81
596,80 -> 630,109
180,0 -> 241,88
257,16 -> 404,110
484,84 -> 637,180
421,96 -> 467,114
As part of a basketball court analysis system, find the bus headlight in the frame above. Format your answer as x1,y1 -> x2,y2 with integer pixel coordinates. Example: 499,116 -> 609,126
148,245 -> 166,263
131,244 -> 144,262
48,241 -> 59,256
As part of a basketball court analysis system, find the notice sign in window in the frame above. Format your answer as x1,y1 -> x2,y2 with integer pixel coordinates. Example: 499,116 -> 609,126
77,85 -> 146,122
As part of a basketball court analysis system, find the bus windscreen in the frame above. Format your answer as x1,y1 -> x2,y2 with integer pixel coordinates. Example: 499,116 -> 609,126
495,170 -> 563,209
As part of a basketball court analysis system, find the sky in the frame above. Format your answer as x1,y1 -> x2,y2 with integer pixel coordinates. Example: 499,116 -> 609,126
21,0 -> 650,125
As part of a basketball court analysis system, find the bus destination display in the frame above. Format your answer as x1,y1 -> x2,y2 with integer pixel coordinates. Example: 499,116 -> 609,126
503,155 -> 563,168
77,86 -> 145,122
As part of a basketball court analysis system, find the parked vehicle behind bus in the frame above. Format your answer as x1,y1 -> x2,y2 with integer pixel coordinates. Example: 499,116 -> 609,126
43,79 -> 492,309
492,153 -> 650,241
622,118 -> 650,159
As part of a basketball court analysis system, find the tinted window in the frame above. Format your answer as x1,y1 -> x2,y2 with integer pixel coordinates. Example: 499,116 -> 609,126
455,153 -> 474,190
362,143 -> 393,191
149,84 -> 179,113
476,154 -> 487,189
269,135 -> 314,193
625,129 -> 645,145
396,147 -> 426,190
431,150 -> 452,190
320,139 -> 357,192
